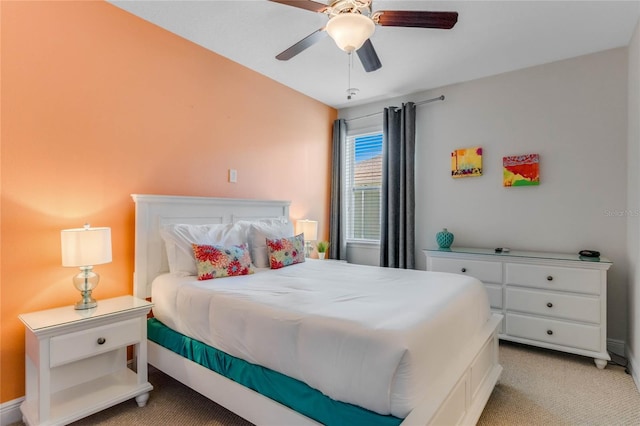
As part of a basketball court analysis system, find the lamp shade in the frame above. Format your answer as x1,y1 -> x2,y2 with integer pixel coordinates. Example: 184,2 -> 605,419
296,219 -> 318,241
61,226 -> 112,267
326,13 -> 375,52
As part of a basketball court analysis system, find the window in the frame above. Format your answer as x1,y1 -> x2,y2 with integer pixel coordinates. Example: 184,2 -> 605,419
345,132 -> 383,241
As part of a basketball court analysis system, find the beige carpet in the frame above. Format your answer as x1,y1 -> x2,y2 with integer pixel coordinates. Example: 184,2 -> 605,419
11,342 -> 639,425
477,342 -> 639,426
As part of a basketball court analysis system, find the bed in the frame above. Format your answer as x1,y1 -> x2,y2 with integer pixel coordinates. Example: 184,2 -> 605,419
132,194 -> 502,425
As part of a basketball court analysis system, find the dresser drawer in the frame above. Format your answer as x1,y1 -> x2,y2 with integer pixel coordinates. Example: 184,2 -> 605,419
429,257 -> 502,283
506,287 -> 600,323
505,263 -> 601,295
50,318 -> 140,367
506,313 -> 601,352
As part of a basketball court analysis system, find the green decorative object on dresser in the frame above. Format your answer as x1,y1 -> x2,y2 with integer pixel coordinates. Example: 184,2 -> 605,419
436,228 -> 454,248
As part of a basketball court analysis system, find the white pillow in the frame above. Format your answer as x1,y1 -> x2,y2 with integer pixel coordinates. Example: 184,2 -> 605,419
247,219 -> 294,268
159,223 -> 245,274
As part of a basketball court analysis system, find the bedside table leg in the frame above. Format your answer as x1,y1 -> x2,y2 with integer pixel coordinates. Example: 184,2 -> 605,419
594,358 -> 607,369
135,392 -> 150,407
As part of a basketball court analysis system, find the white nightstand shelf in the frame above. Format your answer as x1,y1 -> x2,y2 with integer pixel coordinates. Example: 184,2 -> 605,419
19,296 -> 153,425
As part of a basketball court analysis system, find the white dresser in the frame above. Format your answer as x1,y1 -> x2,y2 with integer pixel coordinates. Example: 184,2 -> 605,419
424,248 -> 612,368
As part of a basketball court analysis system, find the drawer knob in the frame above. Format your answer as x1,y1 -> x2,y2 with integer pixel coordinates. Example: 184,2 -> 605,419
547,330 -> 553,335
547,276 -> 553,281
461,268 -> 467,273
97,337 -> 106,345
546,302 -> 553,308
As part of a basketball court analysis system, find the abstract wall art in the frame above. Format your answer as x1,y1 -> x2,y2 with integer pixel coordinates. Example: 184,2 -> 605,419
503,153 -> 540,187
451,146 -> 483,178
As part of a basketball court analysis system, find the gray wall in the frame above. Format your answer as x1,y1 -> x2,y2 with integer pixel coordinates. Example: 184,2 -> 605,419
627,18 -> 640,386
339,48 -> 629,345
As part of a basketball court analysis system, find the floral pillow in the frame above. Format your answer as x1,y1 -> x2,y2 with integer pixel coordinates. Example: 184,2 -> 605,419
192,243 -> 254,280
160,223 -> 244,275
266,234 -> 305,269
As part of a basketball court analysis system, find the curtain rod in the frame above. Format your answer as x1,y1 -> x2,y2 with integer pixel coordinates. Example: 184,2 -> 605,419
344,95 -> 445,122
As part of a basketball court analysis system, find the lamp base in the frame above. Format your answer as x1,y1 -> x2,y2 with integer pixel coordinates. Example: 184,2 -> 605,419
75,297 -> 97,310
73,266 -> 99,310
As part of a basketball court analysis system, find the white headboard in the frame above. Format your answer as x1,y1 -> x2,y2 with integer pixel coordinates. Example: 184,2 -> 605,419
131,194 -> 291,299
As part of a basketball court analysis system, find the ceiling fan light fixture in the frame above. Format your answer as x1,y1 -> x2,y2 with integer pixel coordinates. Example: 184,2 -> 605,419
326,13 -> 375,52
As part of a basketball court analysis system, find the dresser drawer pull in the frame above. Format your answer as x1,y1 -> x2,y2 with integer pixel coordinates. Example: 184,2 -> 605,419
546,302 -> 553,308
547,276 -> 553,281
97,337 -> 106,345
461,268 -> 467,273
546,330 -> 553,335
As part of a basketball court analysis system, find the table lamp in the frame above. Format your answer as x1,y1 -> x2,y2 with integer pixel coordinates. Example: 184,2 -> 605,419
61,224 -> 112,310
296,219 -> 318,258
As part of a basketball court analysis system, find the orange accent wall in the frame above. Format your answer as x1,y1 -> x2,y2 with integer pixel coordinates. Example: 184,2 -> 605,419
1,1 -> 336,402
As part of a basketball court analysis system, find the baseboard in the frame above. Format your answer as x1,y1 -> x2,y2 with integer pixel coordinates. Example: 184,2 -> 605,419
0,397 -> 23,426
607,338 -> 626,357
626,346 -> 640,393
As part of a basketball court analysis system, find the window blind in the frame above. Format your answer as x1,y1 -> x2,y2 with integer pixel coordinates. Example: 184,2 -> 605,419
345,132 -> 383,241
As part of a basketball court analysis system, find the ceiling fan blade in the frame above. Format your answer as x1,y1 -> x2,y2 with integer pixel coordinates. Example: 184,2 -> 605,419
269,0 -> 329,13
376,10 -> 458,29
357,39 -> 382,72
276,28 -> 328,61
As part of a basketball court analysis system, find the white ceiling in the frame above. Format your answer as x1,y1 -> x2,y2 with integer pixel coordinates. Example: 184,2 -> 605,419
110,1 -> 640,109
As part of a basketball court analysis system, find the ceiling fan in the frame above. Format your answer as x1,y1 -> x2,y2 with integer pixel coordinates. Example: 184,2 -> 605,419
270,0 -> 458,72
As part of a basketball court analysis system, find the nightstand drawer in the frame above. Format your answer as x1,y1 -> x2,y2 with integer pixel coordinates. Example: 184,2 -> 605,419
429,257 -> 502,283
506,313 -> 601,352
505,263 -> 600,295
507,287 -> 600,323
50,318 -> 140,367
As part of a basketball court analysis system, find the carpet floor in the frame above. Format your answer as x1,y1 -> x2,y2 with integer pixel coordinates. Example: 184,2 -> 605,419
477,342 -> 639,425
12,342 -> 640,425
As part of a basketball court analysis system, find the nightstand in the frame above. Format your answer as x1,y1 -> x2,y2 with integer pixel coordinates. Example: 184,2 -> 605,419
19,295 -> 153,425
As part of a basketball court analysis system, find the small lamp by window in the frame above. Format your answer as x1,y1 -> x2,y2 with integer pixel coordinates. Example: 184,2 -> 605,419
61,224 -> 112,310
296,219 -> 318,258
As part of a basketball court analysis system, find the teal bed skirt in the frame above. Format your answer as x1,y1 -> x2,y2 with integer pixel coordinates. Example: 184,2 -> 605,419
148,318 -> 402,426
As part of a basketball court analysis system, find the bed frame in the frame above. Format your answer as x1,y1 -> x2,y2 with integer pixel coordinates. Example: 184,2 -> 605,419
132,194 -> 503,425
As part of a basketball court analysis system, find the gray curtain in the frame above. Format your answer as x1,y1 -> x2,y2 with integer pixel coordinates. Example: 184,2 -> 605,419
380,103 -> 416,269
329,119 -> 347,260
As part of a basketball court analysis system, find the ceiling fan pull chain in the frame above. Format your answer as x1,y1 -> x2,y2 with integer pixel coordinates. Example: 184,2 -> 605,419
346,52 -> 358,100
348,51 -> 352,93
346,52 -> 351,100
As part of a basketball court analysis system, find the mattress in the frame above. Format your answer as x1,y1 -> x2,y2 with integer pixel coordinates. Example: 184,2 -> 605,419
151,259 -> 490,418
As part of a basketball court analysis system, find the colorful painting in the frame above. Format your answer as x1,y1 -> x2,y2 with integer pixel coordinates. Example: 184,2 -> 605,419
451,146 -> 483,178
503,154 -> 540,187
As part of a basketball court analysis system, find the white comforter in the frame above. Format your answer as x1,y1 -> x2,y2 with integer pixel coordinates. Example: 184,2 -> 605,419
151,260 -> 490,418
